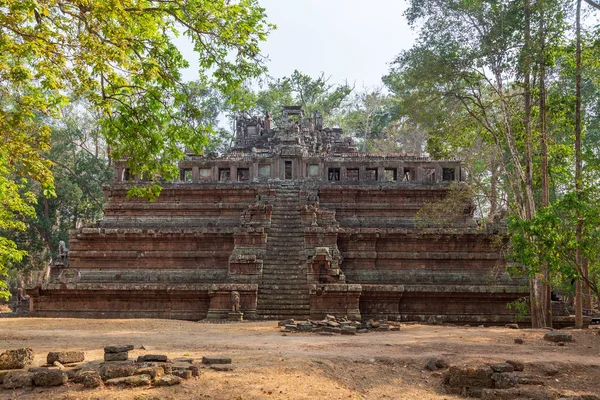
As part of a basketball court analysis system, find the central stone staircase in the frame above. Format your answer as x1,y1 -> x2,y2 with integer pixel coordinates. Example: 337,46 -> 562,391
257,183 -> 310,320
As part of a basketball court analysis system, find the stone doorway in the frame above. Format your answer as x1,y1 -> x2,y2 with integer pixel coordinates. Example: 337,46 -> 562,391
284,161 -> 293,180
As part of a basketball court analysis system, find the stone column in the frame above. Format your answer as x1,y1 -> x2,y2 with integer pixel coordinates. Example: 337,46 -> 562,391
192,166 -> 199,182
377,167 -> 385,182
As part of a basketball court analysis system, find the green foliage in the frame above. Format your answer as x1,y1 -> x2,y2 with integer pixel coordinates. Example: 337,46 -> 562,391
1,0 -> 272,292
252,70 -> 353,125
508,189 -> 600,297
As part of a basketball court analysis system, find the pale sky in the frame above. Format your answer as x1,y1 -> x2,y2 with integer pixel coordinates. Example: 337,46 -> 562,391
177,1 -> 417,89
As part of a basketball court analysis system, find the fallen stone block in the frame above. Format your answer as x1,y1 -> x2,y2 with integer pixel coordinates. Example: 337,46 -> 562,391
341,326 -> 356,335
490,363 -> 514,373
202,356 -> 231,365
188,365 -> 200,377
539,363 -> 559,376
2,370 -> 33,389
278,319 -> 294,327
514,338 -> 524,344
32,369 -> 68,387
505,360 -> 524,372
99,364 -> 137,380
505,324 -> 519,329
105,374 -> 151,387
73,370 -> 103,388
0,348 -> 34,370
378,324 -> 390,331
390,326 -> 401,331
0,369 -> 26,385
298,323 -> 314,332
104,345 -> 134,353
137,354 -> 168,363
543,332 -> 573,343
491,372 -> 518,389
47,351 -> 85,365
425,359 -> 437,371
210,365 -> 233,371
173,370 -> 192,379
135,366 -> 164,379
357,329 -> 369,334
104,351 -> 128,362
435,359 -> 448,369
284,324 -> 298,331
154,375 -> 181,386
319,332 -> 335,336
444,365 -> 494,389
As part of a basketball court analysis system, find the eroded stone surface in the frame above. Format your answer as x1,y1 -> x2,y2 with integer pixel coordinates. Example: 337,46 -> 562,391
32,369 -> 68,387
0,348 -> 34,370
47,351 -> 84,365
202,356 -> 232,365
2,370 -> 33,389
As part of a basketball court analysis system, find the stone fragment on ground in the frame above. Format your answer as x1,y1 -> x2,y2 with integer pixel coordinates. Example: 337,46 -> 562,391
99,363 -> 137,380
210,365 -> 233,371
135,366 -> 164,379
505,324 -> 519,329
539,363 -> 559,376
31,369 -> 68,387
490,363 -> 515,373
543,332 -> 573,343
105,374 -> 151,387
443,365 -> 494,397
2,370 -> 33,389
188,365 -> 200,377
514,338 -> 524,344
104,345 -> 134,353
74,370 -> 103,388
154,375 -> 182,386
277,319 -> 294,326
341,326 -> 356,335
491,372 -> 518,389
0,348 -> 34,370
173,370 -> 192,379
426,358 -> 447,371
505,360 -> 525,372
202,356 -> 232,365
104,352 -> 128,362
137,354 -> 168,362
47,351 -> 85,365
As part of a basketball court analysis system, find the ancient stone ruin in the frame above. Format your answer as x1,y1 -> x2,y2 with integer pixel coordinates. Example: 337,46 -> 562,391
27,106 -> 525,324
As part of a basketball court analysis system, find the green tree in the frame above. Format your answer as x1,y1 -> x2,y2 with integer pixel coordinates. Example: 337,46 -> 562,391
1,0 -> 273,299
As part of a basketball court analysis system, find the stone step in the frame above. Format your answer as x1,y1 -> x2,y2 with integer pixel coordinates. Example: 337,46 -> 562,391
259,290 -> 310,302
262,270 -> 307,276
259,286 -> 309,292
258,297 -> 310,303
256,315 -> 310,321
256,304 -> 310,310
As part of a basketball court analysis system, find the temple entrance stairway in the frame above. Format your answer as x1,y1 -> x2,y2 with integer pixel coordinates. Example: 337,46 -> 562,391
257,183 -> 310,320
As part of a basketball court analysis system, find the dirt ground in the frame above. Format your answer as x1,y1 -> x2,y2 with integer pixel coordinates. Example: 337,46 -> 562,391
0,318 -> 599,400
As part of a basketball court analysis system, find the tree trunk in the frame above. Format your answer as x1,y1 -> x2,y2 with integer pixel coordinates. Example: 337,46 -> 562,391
575,0 -> 584,329
524,0 -> 544,328
539,10 -> 552,328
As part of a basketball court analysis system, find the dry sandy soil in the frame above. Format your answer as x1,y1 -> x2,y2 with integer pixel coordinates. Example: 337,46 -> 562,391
0,318 -> 599,400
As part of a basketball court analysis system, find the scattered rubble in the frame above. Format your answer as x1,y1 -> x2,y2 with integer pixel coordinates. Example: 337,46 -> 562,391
543,332 -> 574,343
277,316 -> 402,335
0,345 -> 206,392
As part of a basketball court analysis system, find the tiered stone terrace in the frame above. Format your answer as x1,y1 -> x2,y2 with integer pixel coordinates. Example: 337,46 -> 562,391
28,107 -> 525,324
